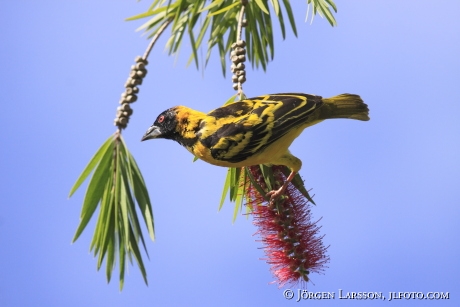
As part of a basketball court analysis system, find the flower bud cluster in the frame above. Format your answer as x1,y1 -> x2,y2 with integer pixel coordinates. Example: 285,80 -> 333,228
230,40 -> 247,91
114,56 -> 148,129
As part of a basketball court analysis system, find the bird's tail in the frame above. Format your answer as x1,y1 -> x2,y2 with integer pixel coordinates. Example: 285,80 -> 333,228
321,94 -> 370,121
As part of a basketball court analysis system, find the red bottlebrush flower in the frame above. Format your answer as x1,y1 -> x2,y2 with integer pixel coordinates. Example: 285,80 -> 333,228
246,165 -> 329,287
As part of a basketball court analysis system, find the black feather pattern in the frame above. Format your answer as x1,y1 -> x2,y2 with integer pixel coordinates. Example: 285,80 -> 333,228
202,94 -> 323,163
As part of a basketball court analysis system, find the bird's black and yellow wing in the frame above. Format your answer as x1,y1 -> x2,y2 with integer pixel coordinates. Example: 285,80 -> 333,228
199,93 -> 322,163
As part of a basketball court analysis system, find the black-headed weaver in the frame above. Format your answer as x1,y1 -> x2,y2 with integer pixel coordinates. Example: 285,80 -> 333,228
142,93 -> 369,200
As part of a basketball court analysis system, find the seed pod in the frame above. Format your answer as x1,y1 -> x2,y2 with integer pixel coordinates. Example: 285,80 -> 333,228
135,62 -> 146,70
234,47 -> 246,55
237,54 -> 246,62
232,75 -> 238,82
231,55 -> 241,64
238,75 -> 246,83
125,95 -> 134,103
136,69 -> 147,78
129,70 -> 138,78
125,94 -> 137,103
135,56 -> 148,65
236,63 -> 245,70
232,83 -> 239,90
231,42 -> 237,49
242,19 -> 247,27
131,86 -> 139,94
121,103 -> 132,111
236,40 -> 246,48
230,64 -> 237,73
119,117 -> 128,125
130,78 -> 142,86
235,70 -> 245,76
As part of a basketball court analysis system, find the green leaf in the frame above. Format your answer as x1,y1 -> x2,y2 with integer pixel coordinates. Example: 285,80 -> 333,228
207,2 -> 239,17
95,192 -> 114,270
228,167 -> 236,201
122,138 -> 155,241
244,166 -> 269,201
281,0 -> 297,36
325,0 -> 338,12
118,230 -> 126,291
126,4 -> 174,21
188,27 -> 199,68
96,142 -> 119,270
128,0 -> 337,74
72,138 -> 114,242
129,226 -> 149,285
254,0 -> 269,15
219,168 -> 231,211
148,0 -> 163,11
276,2 -> 286,39
279,166 -> 316,205
199,0 -> 224,13
232,189 -> 242,223
90,178 -> 113,254
270,0 -> 280,16
259,164 -> 274,191
69,136 -> 113,198
229,167 -> 241,202
106,233 -> 115,282
314,0 -> 337,26
223,93 -> 238,105
232,169 -> 245,223
137,12 -> 168,33
119,165 -> 131,248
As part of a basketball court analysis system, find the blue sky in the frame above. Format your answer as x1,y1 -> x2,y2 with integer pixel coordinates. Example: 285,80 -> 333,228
1,0 -> 459,306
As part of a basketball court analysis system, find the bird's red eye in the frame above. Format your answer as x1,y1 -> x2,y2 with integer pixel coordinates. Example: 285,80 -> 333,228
158,115 -> 165,123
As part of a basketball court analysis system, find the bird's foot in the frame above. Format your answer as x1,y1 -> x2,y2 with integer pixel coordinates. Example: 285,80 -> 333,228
266,185 -> 287,203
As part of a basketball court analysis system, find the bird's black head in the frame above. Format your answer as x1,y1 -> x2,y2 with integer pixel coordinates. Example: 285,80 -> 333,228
141,108 -> 178,141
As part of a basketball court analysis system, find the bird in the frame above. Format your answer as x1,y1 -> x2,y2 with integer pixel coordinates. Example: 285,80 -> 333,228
141,93 -> 369,201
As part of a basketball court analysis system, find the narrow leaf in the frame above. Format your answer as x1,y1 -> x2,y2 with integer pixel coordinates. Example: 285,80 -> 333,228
72,138 -> 114,242
118,230 -> 126,291
69,136 -> 113,198
207,2 -> 239,17
219,168 -> 231,211
106,234 -> 115,283
126,5 -> 173,21
254,0 -> 270,14
279,166 -> 316,205
199,0 -> 225,13
281,0 -> 297,36
122,137 -> 155,241
245,166 -> 269,201
270,0 -> 280,16
129,227 -> 149,285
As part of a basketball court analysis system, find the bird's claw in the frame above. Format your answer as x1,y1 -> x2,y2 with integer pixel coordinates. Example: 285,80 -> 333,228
266,187 -> 285,203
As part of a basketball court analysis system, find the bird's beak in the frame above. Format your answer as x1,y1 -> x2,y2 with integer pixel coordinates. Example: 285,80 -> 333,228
141,125 -> 161,141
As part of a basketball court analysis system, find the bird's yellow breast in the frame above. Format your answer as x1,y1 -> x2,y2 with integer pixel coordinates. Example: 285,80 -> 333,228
190,124 -> 305,168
